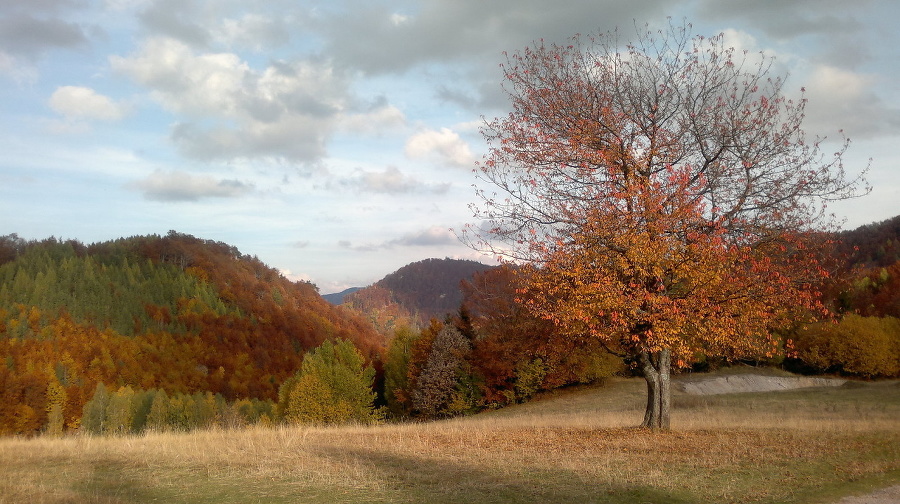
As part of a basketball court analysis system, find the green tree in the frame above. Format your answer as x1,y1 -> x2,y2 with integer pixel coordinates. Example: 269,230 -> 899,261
145,389 -> 171,432
105,386 -> 136,435
383,325 -> 418,417
278,339 -> 380,425
81,383 -> 110,435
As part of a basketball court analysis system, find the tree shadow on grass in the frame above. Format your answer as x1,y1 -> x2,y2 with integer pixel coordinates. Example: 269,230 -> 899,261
314,445 -> 697,504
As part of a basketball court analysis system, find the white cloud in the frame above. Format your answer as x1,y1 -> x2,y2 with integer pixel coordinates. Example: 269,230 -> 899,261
405,127 -> 475,168
390,13 -> 410,26
808,65 -> 870,100
340,104 -> 406,134
131,169 -> 254,201
49,86 -> 128,121
801,64 -> 899,138
387,226 -> 459,247
213,13 -> 290,50
111,37 -> 351,163
349,166 -> 450,194
0,51 -> 38,84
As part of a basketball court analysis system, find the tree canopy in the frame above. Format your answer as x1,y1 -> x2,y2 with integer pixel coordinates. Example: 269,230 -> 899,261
466,21 -> 868,429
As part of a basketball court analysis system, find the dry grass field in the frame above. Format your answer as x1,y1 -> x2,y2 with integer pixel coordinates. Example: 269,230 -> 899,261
1,372 -> 898,503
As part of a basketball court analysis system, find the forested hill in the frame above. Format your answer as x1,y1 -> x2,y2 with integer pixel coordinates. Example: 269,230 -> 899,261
828,215 -> 900,318
837,214 -> 900,268
0,232 -> 384,435
343,258 -> 495,333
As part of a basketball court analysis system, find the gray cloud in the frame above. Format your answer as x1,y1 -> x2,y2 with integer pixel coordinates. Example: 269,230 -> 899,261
338,226 -> 460,253
0,15 -> 89,57
138,0 -> 211,47
697,0 -> 864,39
337,240 -> 379,253
316,0 -> 679,74
131,169 -> 254,201
386,227 -> 460,248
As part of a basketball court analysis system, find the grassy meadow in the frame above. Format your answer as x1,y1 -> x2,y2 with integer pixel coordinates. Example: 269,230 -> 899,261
1,371 -> 898,504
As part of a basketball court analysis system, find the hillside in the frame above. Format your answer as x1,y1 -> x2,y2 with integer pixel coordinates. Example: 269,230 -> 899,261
0,232 -> 384,435
342,258 -> 495,332
837,214 -> 900,268
826,215 -> 900,318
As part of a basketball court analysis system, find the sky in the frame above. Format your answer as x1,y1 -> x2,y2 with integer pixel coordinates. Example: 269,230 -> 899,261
1,0 -> 898,294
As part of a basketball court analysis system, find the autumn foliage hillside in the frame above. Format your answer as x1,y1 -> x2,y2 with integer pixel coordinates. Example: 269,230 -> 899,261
826,215 -> 900,318
785,215 -> 900,379
0,232 -> 384,435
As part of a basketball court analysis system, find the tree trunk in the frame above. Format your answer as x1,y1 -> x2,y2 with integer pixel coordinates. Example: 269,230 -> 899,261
639,349 -> 671,430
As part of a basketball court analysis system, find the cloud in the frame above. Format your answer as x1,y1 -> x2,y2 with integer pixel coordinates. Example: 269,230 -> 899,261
315,0 -> 680,74
212,13 -> 290,51
803,64 -> 900,138
49,86 -> 128,121
347,166 -> 450,194
405,128 -> 475,168
337,240 -> 379,253
131,169 -> 254,201
137,0 -> 211,47
338,226 -> 460,252
0,52 -> 38,84
0,14 -> 89,58
697,0 -> 862,40
340,102 -> 406,134
111,37 -> 351,163
387,226 -> 459,247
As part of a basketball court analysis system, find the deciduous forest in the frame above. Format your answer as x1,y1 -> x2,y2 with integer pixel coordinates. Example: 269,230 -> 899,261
1,213 -> 899,436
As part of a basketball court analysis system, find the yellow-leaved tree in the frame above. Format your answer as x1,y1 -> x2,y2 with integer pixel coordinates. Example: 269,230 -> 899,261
277,339 -> 382,425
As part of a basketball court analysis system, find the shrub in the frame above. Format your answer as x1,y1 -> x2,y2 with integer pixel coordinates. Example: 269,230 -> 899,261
792,314 -> 900,378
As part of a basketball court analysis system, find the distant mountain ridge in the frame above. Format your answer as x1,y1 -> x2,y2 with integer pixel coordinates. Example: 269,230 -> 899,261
322,287 -> 362,305
342,258 -> 495,333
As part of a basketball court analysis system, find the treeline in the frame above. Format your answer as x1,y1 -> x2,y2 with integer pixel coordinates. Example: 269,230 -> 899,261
0,232 -> 384,436
3,218 -> 900,436
783,215 -> 900,379
77,386 -> 274,436
382,266 -> 626,419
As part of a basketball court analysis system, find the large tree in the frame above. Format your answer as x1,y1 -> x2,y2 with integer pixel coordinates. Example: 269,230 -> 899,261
466,21 -> 868,429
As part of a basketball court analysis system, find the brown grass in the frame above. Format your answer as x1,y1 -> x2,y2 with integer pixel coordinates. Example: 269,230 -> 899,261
1,375 -> 898,503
